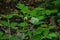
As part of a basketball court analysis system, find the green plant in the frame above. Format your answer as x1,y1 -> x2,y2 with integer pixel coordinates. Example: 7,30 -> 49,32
0,2 -> 59,40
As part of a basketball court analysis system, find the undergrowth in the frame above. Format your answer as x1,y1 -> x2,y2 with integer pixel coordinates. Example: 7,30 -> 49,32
0,0 -> 60,40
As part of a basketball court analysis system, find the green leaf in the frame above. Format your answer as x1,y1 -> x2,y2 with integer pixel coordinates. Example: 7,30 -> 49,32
48,25 -> 56,29
36,15 -> 46,21
30,10 -> 37,16
10,35 -> 17,40
1,14 -> 18,19
18,22 -> 28,27
46,9 -> 58,15
2,15 -> 12,19
21,6 -> 30,13
34,27 -> 45,35
47,33 -> 57,39
57,13 -> 60,17
2,34 -> 8,39
0,21 -> 9,26
43,30 -> 49,38
17,29 -> 27,33
53,0 -> 60,5
45,10 -> 51,15
39,21 -> 45,24
0,31 -> 3,37
16,3 -> 24,9
35,7 -> 44,11
10,22 -> 18,28
58,34 -> 60,38
26,30 -> 32,37
31,34 -> 42,40
57,19 -> 60,24
40,23 -> 47,27
0,14 -> 3,16
19,14 -> 24,18
51,9 -> 58,13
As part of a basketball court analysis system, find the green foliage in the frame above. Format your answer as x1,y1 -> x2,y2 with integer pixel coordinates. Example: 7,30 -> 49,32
53,0 -> 60,5
57,20 -> 60,24
43,30 -> 49,38
0,14 -> 19,19
10,22 -> 18,28
0,31 -> 8,39
10,35 -> 17,40
17,29 -> 27,33
49,33 -> 57,38
26,30 -> 32,37
46,9 -> 58,15
0,20 -> 9,27
2,34 -> 8,39
34,27 -> 45,35
57,13 -> 60,16
0,31 -> 3,37
21,6 -> 30,13
16,3 -> 24,9
58,34 -> 60,38
18,22 -> 28,27
31,34 -> 42,40
0,20 -> 28,28
48,25 -> 56,29
0,2 -> 59,40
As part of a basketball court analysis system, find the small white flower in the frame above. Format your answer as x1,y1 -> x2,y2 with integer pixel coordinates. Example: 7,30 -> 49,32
24,16 -> 28,20
29,17 -> 39,23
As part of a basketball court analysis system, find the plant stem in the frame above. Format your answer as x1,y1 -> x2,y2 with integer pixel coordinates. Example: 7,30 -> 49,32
22,28 -> 25,40
7,19 -> 11,40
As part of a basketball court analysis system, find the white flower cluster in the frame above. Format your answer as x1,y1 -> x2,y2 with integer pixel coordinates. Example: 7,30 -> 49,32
29,17 -> 39,24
